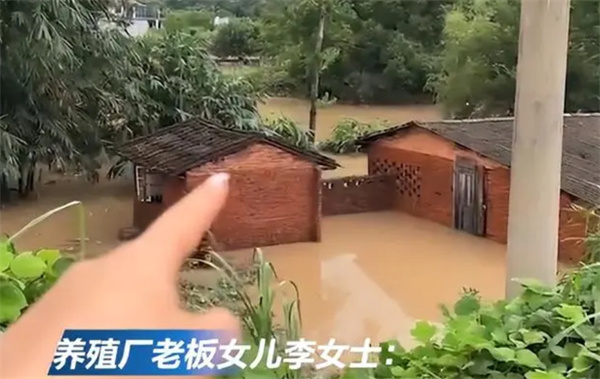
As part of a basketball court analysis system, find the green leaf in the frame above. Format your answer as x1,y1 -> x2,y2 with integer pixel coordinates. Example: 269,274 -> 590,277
454,294 -> 481,316
390,366 -> 405,377
520,329 -> 547,345
580,346 -> 600,362
243,368 -> 279,379
9,254 -> 46,279
515,279 -> 555,295
338,368 -> 374,379
390,366 -> 419,378
0,281 -> 28,322
410,321 -> 437,344
379,340 -> 405,366
516,349 -> 545,368
23,279 -> 52,304
574,324 -> 597,340
550,343 -> 581,358
521,291 -> 552,310
372,363 -> 391,378
36,249 -> 61,267
433,353 -> 466,367
548,362 -> 567,373
465,358 -> 493,375
491,328 -> 509,344
525,370 -> 566,379
0,242 -> 15,272
488,347 -> 516,362
51,257 -> 74,277
555,304 -> 586,323
572,355 -> 593,373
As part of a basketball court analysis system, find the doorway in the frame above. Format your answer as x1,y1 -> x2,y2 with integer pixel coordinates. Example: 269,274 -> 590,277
453,157 -> 486,236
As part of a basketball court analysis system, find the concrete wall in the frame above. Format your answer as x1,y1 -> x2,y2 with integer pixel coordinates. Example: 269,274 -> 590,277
367,128 -> 588,263
321,175 -> 394,216
186,143 -> 321,251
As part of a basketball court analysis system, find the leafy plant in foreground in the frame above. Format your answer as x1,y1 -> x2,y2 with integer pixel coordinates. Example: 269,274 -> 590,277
0,242 -> 73,328
340,264 -> 600,379
194,249 -> 304,379
0,201 -> 83,330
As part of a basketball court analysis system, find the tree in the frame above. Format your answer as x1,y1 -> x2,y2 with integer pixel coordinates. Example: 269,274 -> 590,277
430,0 -> 599,118
0,0 -> 132,194
258,0 -> 452,104
211,18 -> 260,57
164,9 -> 214,32
0,0 -> 265,199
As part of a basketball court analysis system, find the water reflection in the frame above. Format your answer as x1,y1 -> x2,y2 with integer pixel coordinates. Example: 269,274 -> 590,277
262,211 -> 507,347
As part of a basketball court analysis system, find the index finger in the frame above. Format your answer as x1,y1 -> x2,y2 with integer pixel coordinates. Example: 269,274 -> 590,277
132,173 -> 230,277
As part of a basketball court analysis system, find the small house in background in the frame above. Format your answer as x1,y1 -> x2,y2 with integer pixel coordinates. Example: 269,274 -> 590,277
357,114 -> 600,262
214,16 -> 230,27
118,118 -> 338,250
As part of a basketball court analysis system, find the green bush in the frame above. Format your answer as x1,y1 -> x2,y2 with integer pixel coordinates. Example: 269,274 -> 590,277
340,264 -> 600,379
0,242 -> 73,329
211,18 -> 261,57
264,116 -> 315,151
318,119 -> 385,154
164,9 -> 214,33
0,201 -> 82,330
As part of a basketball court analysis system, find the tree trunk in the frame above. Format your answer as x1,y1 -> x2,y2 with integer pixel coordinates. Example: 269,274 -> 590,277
308,9 -> 325,142
0,174 -> 8,206
505,0 -> 571,299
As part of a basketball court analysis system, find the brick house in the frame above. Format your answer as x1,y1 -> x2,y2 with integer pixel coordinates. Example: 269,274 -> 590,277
357,114 -> 600,262
118,118 -> 339,250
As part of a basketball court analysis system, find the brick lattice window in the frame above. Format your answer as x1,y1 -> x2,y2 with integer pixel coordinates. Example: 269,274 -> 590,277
372,158 -> 421,198
396,163 -> 421,198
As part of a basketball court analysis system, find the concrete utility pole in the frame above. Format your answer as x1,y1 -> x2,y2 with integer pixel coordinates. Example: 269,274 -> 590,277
506,0 -> 571,299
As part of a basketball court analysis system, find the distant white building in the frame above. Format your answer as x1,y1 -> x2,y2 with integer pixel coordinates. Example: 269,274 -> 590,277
214,16 -> 230,27
109,2 -> 163,37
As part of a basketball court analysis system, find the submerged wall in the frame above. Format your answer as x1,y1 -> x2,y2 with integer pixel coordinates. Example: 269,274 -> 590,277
365,128 -> 589,263
187,143 -> 321,251
321,174 -> 394,216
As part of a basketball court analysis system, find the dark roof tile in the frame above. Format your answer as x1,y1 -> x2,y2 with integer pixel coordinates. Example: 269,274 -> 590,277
358,114 -> 600,205
118,118 -> 339,174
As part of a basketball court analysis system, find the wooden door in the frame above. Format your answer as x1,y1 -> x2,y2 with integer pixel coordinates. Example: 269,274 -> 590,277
453,157 -> 486,236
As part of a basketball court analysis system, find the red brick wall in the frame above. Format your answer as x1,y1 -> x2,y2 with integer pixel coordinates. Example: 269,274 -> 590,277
186,143 -> 321,251
480,168 -> 587,262
133,176 -> 185,230
368,143 -> 454,226
558,194 -> 588,262
366,128 -> 588,263
484,166 -> 511,244
321,174 -> 394,216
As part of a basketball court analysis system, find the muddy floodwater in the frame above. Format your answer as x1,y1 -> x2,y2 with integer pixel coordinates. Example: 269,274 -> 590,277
0,98 -> 513,347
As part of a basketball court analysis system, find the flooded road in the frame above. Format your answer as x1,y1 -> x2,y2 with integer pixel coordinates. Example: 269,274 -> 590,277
0,97 -> 509,347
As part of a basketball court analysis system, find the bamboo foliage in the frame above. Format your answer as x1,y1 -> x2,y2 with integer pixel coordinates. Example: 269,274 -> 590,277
0,0 -> 263,196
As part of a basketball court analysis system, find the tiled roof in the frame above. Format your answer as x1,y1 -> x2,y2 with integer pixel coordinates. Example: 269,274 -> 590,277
358,114 -> 600,205
118,118 -> 339,175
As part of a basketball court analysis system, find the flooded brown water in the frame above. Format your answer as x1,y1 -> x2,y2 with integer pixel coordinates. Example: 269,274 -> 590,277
260,97 -> 442,178
0,98 -> 512,347
258,97 -> 441,143
260,211 -> 507,347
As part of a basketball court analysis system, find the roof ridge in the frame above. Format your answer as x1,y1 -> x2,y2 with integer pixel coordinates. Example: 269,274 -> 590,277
426,113 -> 600,125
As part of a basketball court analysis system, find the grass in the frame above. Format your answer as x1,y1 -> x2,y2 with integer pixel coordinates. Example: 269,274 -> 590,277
179,249 -> 309,379
6,201 -> 86,259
